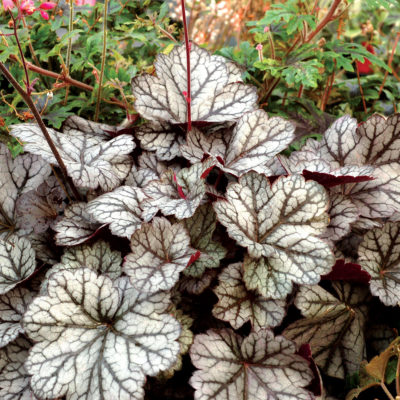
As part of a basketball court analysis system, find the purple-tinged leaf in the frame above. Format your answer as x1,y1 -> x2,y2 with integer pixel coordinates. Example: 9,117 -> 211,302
213,263 -> 285,329
284,282 -> 369,379
124,218 -> 195,293
321,259 -> 371,284
302,169 -> 374,188
190,328 -> 314,400
176,269 -> 218,295
15,176 -> 67,234
358,222 -> 400,306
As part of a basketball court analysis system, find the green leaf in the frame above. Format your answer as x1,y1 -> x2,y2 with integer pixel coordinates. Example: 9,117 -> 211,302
385,357 -> 398,384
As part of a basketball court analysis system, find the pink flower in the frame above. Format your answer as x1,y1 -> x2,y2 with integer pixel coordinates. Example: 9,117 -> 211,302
256,43 -> 263,51
2,0 -> 15,11
39,1 -> 56,9
264,26 -> 270,33
20,0 -> 35,14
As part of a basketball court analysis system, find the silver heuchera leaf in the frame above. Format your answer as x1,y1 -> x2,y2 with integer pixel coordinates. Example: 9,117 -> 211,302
41,241 -> 122,294
136,121 -> 185,161
144,159 -> 215,219
63,115 -> 117,139
358,222 -> 400,306
357,113 -> 400,166
318,115 -> 361,167
212,263 -> 285,330
190,328 -> 314,400
214,173 -> 334,290
182,110 -> 295,176
283,282 -> 369,379
125,152 -> 169,188
10,123 -> 135,191
53,202 -> 102,246
87,186 -> 155,239
243,255 -> 296,299
0,337 -> 37,400
132,43 -> 257,123
0,286 -> 34,347
179,204 -> 226,277
321,194 -> 359,242
347,164 -> 400,219
124,218 -> 195,293
22,268 -> 181,400
0,144 -> 51,233
0,234 -> 36,295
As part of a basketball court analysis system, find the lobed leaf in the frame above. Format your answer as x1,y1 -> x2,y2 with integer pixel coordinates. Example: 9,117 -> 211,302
124,218 -> 195,293
0,286 -> 34,348
143,159 -> 215,219
179,204 -> 226,277
0,337 -> 37,400
190,328 -> 314,400
181,110 -> 295,176
212,263 -> 286,329
53,202 -> 102,246
0,235 -> 36,295
284,282 -> 369,379
22,268 -> 181,400
87,186 -> 155,239
10,123 -> 135,191
132,43 -> 257,124
358,222 -> 400,306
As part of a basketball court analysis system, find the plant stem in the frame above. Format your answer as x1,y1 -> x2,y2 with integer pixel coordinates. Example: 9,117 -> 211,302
396,354 -> 400,396
0,62 -> 81,201
380,381 -> 395,400
94,0 -> 109,122
63,0 -> 74,105
355,61 -> 367,114
305,0 -> 342,43
181,0 -> 192,132
9,11 -> 31,94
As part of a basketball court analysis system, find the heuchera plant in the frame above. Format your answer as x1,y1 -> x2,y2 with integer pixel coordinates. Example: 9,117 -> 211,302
1,25 -> 400,400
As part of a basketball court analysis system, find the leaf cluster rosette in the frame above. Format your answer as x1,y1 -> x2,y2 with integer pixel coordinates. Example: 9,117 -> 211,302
3,42 -> 400,400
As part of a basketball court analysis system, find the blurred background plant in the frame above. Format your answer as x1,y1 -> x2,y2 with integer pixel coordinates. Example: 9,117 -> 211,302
0,0 -> 399,154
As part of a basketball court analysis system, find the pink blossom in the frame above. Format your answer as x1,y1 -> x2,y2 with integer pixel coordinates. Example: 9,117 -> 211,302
256,43 -> 263,51
264,26 -> 270,33
39,1 -> 56,9
20,0 -> 35,14
39,9 -> 48,19
2,0 -> 15,11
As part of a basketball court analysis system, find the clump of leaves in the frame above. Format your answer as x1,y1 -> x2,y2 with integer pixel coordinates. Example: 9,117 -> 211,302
1,32 -> 400,400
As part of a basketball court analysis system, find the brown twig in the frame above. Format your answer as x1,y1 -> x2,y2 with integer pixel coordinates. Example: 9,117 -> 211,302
355,61 -> 367,114
0,62 -> 82,201
8,55 -> 128,110
305,0 -> 342,43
